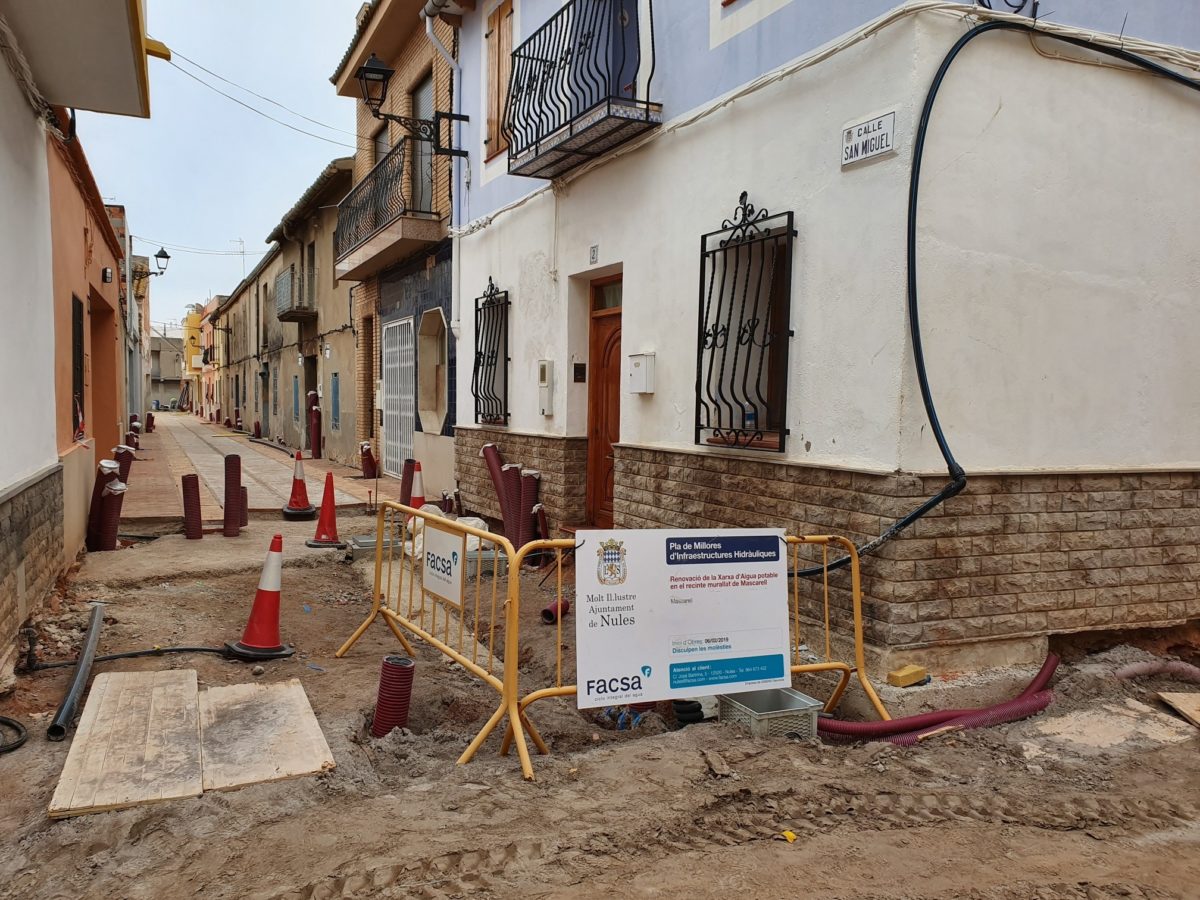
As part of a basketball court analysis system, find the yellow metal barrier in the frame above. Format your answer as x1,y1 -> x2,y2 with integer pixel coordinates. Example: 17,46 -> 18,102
335,502 -> 539,780
341,514 -> 890,781
500,533 -> 890,771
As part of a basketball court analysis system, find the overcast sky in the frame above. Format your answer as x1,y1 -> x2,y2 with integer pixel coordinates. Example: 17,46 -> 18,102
78,0 -> 366,332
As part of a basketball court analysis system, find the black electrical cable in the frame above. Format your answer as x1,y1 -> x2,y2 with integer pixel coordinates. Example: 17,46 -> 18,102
0,716 -> 28,753
795,17 -> 1200,579
28,646 -> 229,671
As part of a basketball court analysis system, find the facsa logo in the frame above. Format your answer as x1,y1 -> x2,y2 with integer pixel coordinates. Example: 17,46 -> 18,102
426,550 -> 458,577
586,674 -> 644,696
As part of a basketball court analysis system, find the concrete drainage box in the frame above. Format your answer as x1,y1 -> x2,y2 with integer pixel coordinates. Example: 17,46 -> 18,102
718,688 -> 821,740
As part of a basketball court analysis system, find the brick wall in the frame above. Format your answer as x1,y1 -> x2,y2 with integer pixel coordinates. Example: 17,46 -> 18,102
455,426 -> 588,532
354,278 -> 380,451
614,444 -> 1200,649
1,467 -> 64,688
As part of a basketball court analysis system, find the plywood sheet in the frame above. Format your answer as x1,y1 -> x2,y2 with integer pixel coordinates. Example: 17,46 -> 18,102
198,679 -> 334,791
1159,692 -> 1200,729
49,669 -> 203,819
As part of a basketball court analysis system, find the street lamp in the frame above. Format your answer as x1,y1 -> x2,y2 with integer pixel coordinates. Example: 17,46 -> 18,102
354,52 -> 465,153
133,247 -> 171,283
355,53 -> 394,115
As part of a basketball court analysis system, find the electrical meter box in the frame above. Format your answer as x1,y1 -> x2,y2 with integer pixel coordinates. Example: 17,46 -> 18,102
538,360 -> 554,415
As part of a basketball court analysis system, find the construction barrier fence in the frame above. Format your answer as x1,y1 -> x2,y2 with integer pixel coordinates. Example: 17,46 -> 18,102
337,504 -> 889,780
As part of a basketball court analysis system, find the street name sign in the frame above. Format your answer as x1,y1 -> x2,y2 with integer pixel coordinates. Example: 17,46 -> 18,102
842,110 -> 896,167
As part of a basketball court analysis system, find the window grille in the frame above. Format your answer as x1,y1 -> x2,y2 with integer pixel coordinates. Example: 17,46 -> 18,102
471,277 -> 510,425
272,367 -> 278,416
71,296 -> 85,435
695,192 -> 795,452
292,375 -> 300,421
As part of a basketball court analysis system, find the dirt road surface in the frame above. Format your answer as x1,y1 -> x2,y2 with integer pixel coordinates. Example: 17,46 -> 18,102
1,538 -> 1198,899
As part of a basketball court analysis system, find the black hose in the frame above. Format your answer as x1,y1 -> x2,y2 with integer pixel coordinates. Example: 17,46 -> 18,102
47,604 -> 105,742
29,646 -> 228,671
0,716 -> 28,753
796,18 -> 1200,579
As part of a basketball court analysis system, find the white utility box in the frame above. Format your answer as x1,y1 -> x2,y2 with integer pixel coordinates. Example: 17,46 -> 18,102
538,359 -> 554,415
627,352 -> 655,394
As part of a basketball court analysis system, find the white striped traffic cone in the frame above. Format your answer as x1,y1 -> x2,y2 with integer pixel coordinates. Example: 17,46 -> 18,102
225,533 -> 294,661
282,450 -> 316,520
409,461 -> 427,510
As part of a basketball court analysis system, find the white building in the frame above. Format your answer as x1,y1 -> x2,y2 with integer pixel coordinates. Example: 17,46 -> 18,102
392,0 -> 1200,664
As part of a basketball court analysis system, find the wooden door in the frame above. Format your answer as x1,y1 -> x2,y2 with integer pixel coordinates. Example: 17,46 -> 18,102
587,278 -> 622,528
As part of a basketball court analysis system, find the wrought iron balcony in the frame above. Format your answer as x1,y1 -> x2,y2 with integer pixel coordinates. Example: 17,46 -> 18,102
504,0 -> 661,179
275,266 -> 316,321
334,138 -> 442,280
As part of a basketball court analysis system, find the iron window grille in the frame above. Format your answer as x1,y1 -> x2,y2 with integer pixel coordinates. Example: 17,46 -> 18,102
274,267 -> 295,316
502,0 -> 660,179
695,192 -> 796,453
471,277 -> 510,425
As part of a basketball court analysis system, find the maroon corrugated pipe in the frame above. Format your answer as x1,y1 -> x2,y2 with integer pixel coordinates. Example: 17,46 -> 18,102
129,413 -> 139,424
254,420 -> 262,439
817,653 -> 1060,739
309,406 -> 322,459
95,480 -> 126,551
518,469 -> 540,548
399,458 -> 415,506
86,460 -> 120,551
125,430 -> 139,451
240,485 -> 249,527
885,690 -> 1055,746
480,443 -> 505,518
182,474 -> 203,539
223,455 -> 242,537
146,412 -> 154,433
114,445 -> 134,483
371,655 -> 415,738
360,442 -> 377,479
501,464 -> 522,545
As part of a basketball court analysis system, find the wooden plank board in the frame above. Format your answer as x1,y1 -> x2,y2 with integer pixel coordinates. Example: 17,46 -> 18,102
1159,692 -> 1200,729
198,679 -> 334,792
49,670 -> 202,818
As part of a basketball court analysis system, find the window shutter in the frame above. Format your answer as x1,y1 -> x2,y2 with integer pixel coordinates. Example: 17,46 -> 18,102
496,1 -> 513,156
486,7 -> 500,153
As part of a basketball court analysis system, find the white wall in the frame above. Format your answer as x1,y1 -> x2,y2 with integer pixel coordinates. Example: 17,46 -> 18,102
901,14 -> 1200,473
456,12 -> 920,472
0,63 -> 56,489
456,8 -> 1200,475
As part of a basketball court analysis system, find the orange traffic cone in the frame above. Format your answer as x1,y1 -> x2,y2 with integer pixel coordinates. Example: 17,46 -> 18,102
225,533 -> 294,661
409,461 -> 427,510
282,451 -> 316,520
306,472 -> 345,549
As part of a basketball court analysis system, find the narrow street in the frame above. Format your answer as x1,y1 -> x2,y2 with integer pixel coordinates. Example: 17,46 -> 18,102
121,413 -> 381,528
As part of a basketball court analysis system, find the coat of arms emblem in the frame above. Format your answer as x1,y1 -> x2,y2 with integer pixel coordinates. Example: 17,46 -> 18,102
596,538 -> 627,586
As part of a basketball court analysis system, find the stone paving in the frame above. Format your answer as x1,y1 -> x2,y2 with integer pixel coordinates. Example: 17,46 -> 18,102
121,413 -> 388,527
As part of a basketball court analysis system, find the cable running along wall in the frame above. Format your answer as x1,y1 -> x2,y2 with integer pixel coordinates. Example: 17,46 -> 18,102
798,18 -> 1200,578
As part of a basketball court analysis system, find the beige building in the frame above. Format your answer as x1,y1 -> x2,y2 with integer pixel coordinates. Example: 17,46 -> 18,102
214,158 -> 359,464
331,0 -> 458,493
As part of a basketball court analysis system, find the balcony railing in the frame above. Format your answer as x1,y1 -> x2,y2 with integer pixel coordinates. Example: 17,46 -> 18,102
335,139 -> 433,261
503,0 -> 660,179
275,267 -> 316,321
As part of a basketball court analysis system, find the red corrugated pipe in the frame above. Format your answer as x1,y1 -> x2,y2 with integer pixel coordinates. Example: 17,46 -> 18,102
182,474 -> 203,540
399,458 -> 415,506
360,441 -> 377,479
885,690 -> 1055,746
223,455 -> 242,537
518,469 -> 540,547
371,655 -> 415,738
818,653 -> 1060,739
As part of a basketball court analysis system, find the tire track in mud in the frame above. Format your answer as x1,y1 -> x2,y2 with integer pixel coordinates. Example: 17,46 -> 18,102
272,787 -> 1196,898
274,840 -> 547,900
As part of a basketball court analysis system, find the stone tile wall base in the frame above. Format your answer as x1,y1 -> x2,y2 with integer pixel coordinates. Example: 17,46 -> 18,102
1,467 -> 65,688
612,443 -> 1200,649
